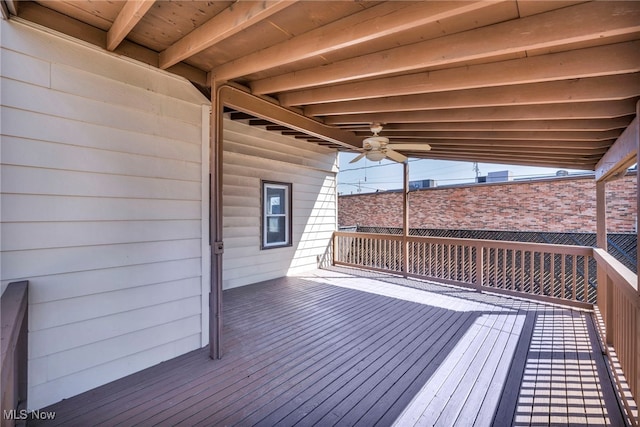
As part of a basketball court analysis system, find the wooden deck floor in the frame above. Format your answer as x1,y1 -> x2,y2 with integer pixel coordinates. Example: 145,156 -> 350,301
32,267 -> 625,426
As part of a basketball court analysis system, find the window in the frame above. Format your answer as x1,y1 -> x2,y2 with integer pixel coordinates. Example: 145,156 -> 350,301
261,181 -> 292,249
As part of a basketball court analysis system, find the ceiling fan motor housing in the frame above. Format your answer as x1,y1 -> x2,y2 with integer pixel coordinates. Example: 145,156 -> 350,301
363,136 -> 389,150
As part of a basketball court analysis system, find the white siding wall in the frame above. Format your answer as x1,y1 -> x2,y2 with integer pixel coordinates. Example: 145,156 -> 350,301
0,20 -> 210,409
223,119 -> 338,289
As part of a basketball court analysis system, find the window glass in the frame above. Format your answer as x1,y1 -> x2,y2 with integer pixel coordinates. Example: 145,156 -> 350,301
262,181 -> 291,248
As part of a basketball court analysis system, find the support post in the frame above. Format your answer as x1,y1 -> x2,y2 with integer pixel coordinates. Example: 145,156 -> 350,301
637,100 -> 640,286
596,181 -> 607,250
402,161 -> 409,277
209,76 -> 224,359
596,179 -> 610,329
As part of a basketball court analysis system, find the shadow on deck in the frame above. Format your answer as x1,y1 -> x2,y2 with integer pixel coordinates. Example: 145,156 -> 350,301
31,267 -> 625,426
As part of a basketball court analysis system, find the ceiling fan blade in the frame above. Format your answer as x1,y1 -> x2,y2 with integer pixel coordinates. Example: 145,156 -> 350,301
387,143 -> 431,151
349,152 -> 367,163
385,149 -> 408,163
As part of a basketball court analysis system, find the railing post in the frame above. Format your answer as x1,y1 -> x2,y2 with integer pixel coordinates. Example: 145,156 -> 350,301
605,275 -> 615,346
1,281 -> 29,426
636,99 -> 640,282
474,246 -> 484,288
402,161 -> 409,277
597,261 -> 608,339
636,310 -> 639,404
403,238 -> 409,277
332,232 -> 337,266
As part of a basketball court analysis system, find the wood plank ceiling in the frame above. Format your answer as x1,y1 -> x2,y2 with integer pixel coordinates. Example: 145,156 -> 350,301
8,0 -> 640,170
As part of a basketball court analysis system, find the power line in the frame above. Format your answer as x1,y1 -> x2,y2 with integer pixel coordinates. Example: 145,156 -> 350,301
339,182 -> 384,193
338,158 -> 421,173
338,172 -> 595,194
339,158 -> 480,177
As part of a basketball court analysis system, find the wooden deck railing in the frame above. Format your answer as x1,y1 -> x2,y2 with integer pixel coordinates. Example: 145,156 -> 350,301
332,231 -> 639,423
1,281 -> 29,427
333,231 -> 596,306
594,249 -> 639,424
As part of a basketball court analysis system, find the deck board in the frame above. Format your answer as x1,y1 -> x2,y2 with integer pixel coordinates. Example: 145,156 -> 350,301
251,305 -> 461,426
32,267 -> 625,426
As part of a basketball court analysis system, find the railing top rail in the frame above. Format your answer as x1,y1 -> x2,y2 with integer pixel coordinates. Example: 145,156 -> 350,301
0,281 -> 28,365
593,248 -> 638,295
334,231 -> 404,241
334,231 -> 594,256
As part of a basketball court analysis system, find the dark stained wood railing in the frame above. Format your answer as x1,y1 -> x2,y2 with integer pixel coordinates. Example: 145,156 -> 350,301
594,249 -> 639,425
1,281 -> 29,427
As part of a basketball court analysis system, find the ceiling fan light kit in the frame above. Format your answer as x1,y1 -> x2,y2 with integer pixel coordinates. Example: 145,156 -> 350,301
350,123 -> 431,164
365,150 -> 387,162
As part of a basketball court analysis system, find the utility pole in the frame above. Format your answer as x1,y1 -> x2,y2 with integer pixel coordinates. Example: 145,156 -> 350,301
473,162 -> 481,180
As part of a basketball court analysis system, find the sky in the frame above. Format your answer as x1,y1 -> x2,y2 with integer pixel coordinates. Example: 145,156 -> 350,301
337,152 -> 590,195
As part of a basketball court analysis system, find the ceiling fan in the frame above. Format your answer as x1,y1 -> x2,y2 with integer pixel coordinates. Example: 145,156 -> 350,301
350,123 -> 431,164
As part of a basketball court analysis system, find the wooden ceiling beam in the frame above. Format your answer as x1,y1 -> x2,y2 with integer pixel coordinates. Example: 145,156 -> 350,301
251,1 -> 640,94
385,139 -> 610,151
324,100 -> 638,125
408,152 -> 597,169
106,0 -> 155,51
280,41 -> 640,106
595,116 -> 639,181
340,118 -> 634,132
389,139 -> 613,150
305,74 -> 640,116
420,147 -> 602,165
213,1 -> 500,82
352,130 -> 620,142
159,1 -> 296,70
219,85 -> 362,149
423,144 -> 608,156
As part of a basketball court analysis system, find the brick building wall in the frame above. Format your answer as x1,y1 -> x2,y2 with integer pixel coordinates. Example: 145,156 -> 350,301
338,174 -> 637,233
